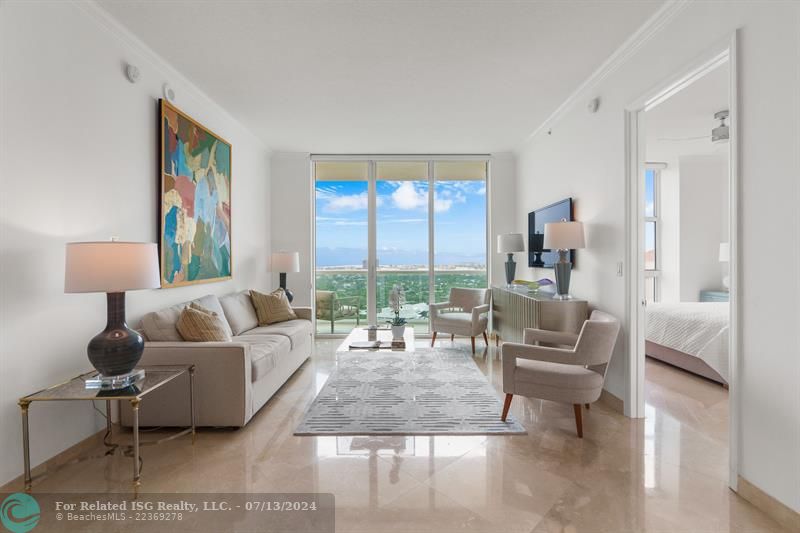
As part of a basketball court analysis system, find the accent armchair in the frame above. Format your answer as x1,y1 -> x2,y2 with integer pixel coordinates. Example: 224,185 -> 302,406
315,290 -> 360,334
501,310 -> 620,437
430,288 -> 490,354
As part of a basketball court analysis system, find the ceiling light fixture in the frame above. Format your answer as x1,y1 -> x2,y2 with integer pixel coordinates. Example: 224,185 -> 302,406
712,110 -> 729,143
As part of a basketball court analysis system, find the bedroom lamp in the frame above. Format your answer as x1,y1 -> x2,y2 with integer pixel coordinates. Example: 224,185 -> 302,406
719,242 -> 730,290
543,221 -> 585,300
65,240 -> 160,387
270,251 -> 300,302
497,233 -> 525,286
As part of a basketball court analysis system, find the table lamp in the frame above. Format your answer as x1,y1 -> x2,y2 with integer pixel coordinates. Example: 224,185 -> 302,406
497,233 -> 525,286
543,221 -> 585,300
65,241 -> 160,386
270,251 -> 300,302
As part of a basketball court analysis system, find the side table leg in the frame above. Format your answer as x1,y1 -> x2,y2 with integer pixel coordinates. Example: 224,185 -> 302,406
131,399 -> 141,492
189,366 -> 196,444
19,400 -> 31,492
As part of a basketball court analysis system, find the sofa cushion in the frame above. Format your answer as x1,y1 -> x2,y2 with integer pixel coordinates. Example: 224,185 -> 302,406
176,303 -> 232,342
219,290 -> 259,335
515,359 -> 604,390
250,289 -> 297,325
141,294 -> 232,341
233,334 -> 291,382
242,319 -> 312,349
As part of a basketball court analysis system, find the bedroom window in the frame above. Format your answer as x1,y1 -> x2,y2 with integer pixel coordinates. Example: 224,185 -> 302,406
644,168 -> 660,302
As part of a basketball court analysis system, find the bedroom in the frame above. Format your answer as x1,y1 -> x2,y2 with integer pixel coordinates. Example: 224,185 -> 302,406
642,59 -> 731,404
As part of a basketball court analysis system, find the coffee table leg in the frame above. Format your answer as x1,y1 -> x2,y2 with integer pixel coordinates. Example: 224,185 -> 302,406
189,365 -> 196,444
131,398 -> 141,491
19,400 -> 31,492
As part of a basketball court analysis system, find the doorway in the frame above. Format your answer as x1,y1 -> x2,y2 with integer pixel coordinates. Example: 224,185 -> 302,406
625,33 -> 739,489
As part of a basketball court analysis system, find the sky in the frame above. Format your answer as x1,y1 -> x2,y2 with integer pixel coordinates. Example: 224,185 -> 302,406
315,180 -> 486,267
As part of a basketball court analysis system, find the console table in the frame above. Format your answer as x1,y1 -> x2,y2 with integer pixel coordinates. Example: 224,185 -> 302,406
491,285 -> 588,344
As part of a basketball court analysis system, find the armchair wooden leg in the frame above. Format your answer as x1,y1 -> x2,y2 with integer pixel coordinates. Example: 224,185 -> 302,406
501,394 -> 513,421
573,404 -> 583,438
470,336 -> 476,354
450,334 -> 454,341
482,331 -> 489,345
431,331 -> 437,347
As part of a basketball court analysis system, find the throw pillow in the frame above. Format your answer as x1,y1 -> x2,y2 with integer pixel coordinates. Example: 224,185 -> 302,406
250,288 -> 297,325
176,303 -> 232,342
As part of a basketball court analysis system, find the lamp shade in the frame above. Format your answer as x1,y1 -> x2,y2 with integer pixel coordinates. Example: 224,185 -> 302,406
269,251 -> 300,273
719,242 -> 730,262
497,233 -> 525,253
543,221 -> 585,250
65,242 -> 160,293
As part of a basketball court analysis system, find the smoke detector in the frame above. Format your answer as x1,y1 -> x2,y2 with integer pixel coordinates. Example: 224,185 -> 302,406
712,110 -> 729,143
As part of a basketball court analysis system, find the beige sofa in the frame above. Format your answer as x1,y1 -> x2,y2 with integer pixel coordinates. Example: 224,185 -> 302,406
120,291 -> 313,428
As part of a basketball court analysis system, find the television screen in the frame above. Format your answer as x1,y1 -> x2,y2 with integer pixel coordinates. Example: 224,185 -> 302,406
528,198 -> 574,268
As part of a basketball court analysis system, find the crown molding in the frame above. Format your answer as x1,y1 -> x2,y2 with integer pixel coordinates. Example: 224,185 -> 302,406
520,0 -> 692,147
71,0 -> 270,152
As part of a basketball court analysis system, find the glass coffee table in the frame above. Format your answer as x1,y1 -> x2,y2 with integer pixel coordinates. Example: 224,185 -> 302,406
18,365 -> 196,493
337,326 -> 415,352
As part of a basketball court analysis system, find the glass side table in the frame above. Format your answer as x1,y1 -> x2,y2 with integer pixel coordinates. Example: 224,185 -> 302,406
18,364 -> 196,493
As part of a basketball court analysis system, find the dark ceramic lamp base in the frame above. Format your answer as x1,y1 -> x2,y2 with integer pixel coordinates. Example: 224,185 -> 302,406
87,292 -> 145,383
279,272 -> 294,303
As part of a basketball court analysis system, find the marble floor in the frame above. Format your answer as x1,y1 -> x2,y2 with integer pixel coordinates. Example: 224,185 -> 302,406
8,339 -> 789,532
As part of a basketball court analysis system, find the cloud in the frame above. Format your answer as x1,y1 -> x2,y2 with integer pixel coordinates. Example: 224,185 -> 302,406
391,182 -> 427,210
317,186 -> 382,212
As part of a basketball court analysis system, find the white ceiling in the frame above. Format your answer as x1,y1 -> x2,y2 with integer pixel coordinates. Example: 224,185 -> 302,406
646,62 -> 730,162
99,0 -> 663,153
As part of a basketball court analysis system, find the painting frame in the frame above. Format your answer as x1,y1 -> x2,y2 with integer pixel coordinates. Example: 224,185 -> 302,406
159,99 -> 232,288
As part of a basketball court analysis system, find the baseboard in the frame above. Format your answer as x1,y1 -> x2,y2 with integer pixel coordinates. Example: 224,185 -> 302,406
736,476 -> 800,531
599,389 -> 624,414
0,427 -> 107,493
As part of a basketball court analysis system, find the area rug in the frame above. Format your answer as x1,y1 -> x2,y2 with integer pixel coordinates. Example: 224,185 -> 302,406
294,347 -> 526,436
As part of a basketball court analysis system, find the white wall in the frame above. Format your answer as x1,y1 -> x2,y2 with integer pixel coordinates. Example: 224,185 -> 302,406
514,1 -> 800,512
679,154 -> 728,300
269,153 -> 517,308
270,153 -> 313,306
658,163 -> 681,302
0,2 -> 271,486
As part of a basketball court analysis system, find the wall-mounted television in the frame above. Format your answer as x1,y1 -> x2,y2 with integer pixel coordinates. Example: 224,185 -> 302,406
528,198 -> 574,268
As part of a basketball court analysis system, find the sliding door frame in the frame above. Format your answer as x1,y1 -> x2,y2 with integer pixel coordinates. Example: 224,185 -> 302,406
311,154 -> 491,337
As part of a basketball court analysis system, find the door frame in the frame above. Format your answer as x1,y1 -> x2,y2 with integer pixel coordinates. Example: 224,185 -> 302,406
623,31 -> 740,489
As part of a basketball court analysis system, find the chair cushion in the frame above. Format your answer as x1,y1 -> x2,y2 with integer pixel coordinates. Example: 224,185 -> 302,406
433,312 -> 472,327
250,289 -> 297,325
242,319 -> 312,349
141,295 -> 232,341
233,334 -> 291,382
219,290 -> 259,335
176,303 -> 232,342
515,359 -> 604,390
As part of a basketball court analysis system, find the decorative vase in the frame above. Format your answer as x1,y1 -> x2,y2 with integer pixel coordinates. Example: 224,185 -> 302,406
391,324 -> 405,340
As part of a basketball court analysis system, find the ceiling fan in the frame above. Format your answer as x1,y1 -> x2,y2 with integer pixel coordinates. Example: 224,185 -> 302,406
656,110 -> 729,143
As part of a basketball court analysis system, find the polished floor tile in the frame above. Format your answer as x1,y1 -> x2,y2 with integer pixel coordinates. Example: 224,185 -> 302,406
4,339 -> 790,532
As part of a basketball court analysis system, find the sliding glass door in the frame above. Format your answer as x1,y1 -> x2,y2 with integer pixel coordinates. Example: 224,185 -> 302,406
314,158 -> 487,335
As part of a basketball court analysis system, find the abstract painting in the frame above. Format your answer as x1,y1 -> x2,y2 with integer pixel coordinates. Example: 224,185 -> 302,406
160,100 -> 232,287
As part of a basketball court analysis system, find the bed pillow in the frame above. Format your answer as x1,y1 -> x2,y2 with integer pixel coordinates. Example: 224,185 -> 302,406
250,288 -> 297,325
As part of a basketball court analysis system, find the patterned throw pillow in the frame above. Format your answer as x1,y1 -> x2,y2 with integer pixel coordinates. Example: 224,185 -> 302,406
176,302 -> 232,342
250,288 -> 297,325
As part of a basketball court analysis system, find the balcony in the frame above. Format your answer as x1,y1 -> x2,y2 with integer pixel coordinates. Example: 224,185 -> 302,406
314,268 -> 487,335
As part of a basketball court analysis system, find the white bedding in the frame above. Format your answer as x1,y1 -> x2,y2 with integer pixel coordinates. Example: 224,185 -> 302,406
645,302 -> 729,382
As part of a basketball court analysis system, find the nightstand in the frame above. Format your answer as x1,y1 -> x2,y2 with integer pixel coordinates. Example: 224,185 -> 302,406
699,290 -> 729,302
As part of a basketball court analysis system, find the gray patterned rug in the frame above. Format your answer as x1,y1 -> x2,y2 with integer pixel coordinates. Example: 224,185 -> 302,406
295,347 -> 526,436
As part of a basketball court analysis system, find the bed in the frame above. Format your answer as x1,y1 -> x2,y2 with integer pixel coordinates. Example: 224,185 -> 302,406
645,302 -> 729,386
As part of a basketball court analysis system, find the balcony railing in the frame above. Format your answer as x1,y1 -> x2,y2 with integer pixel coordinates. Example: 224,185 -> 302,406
314,268 -> 487,334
